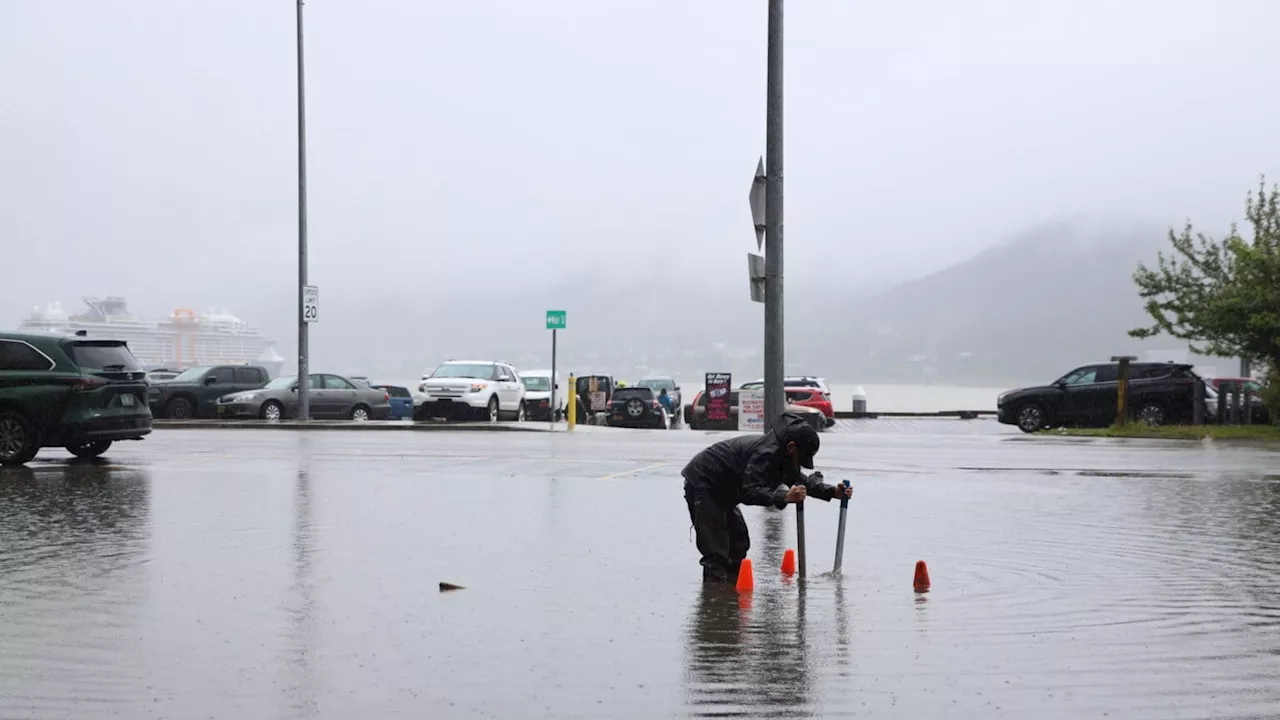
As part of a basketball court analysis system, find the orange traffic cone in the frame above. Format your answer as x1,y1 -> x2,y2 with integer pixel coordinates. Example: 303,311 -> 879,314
781,548 -> 796,576
913,560 -> 930,593
735,558 -> 755,592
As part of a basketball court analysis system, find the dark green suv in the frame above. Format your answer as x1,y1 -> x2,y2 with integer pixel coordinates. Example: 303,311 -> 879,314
148,365 -> 271,419
0,331 -> 153,465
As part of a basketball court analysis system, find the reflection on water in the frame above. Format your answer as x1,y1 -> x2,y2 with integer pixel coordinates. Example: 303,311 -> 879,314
282,435 -> 320,720
2,432 -> 1280,719
0,461 -> 151,717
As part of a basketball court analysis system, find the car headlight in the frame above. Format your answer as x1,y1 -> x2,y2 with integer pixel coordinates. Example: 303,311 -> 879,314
237,393 -> 258,402
469,383 -> 487,393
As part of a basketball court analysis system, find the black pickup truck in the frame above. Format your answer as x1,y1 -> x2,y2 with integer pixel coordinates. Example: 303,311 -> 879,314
998,361 -> 1206,433
149,365 -> 271,419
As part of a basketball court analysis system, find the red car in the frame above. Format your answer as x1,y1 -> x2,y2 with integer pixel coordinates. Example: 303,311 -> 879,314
785,386 -> 834,425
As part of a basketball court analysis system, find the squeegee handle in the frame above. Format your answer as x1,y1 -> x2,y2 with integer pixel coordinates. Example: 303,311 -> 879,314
839,479 -> 851,509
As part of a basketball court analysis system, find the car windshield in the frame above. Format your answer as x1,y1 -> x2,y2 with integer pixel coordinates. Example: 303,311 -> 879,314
265,376 -> 297,390
638,379 -> 672,391
67,342 -> 144,371
171,366 -> 213,382
431,363 -> 493,379
522,376 -> 551,392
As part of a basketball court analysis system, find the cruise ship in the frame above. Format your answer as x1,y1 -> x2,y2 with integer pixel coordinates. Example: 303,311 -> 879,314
18,297 -> 285,376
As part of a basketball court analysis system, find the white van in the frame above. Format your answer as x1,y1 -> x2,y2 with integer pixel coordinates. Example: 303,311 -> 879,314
520,369 -> 563,421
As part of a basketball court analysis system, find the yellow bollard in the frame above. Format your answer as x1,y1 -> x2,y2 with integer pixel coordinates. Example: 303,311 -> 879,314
566,374 -> 576,431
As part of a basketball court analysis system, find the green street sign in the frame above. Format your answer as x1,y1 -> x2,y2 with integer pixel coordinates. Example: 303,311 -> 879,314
546,309 -> 566,330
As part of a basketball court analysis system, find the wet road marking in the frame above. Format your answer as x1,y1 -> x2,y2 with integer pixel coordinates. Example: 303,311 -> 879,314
597,462 -> 672,480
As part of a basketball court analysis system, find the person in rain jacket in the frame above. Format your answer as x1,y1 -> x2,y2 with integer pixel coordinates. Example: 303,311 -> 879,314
681,412 -> 853,583
657,388 -> 675,416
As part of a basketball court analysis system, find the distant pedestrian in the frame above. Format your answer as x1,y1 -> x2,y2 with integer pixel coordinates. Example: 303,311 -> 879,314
658,388 -> 675,415
681,413 -> 853,583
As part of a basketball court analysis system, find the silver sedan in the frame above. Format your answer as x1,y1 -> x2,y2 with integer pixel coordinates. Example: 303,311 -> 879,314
215,373 -> 394,421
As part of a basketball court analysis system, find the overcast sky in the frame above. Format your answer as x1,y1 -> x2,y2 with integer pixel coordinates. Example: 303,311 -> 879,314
4,0 -> 1279,329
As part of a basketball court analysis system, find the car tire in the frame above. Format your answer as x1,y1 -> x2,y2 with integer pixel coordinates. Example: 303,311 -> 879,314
487,395 -> 499,423
0,412 -> 40,466
1016,403 -> 1048,434
350,405 -> 371,421
68,439 -> 112,459
514,401 -> 525,422
260,401 -> 284,421
1137,401 -> 1166,426
167,396 -> 195,420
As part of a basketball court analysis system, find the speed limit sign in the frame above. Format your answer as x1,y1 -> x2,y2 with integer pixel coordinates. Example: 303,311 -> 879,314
302,285 -> 319,323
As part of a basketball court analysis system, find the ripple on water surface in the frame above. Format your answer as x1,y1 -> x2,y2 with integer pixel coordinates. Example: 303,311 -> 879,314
2,440 -> 1280,719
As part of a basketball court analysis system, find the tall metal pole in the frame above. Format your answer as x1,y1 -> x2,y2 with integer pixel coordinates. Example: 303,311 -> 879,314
550,329 -> 557,426
763,0 -> 785,431
296,0 -> 311,421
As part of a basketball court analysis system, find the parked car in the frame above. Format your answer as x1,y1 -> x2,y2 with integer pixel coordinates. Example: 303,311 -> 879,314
997,361 -> 1206,433
636,377 -> 682,420
607,387 -> 670,429
520,369 -> 563,421
215,373 -> 393,420
149,364 -> 271,419
416,360 -> 527,421
372,384 -> 414,419
0,331 -> 152,465
1203,376 -> 1270,424
741,376 -> 831,396
685,388 -> 825,432
145,367 -> 183,383
785,387 -> 835,427
574,374 -> 616,424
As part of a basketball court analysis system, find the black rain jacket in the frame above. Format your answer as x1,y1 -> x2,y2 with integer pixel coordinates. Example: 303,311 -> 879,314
681,413 -> 835,510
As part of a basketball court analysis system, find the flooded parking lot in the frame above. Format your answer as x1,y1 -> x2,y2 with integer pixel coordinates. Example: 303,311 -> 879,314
2,423 -> 1279,719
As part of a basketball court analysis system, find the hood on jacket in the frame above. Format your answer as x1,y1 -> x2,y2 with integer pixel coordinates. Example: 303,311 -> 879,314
771,412 -> 819,469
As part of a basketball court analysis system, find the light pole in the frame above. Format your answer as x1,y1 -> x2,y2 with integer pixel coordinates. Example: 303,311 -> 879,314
763,0 -> 785,430
296,0 -> 311,421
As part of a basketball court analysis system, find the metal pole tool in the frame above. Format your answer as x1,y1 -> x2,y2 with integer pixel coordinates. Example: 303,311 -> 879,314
832,480 -> 852,575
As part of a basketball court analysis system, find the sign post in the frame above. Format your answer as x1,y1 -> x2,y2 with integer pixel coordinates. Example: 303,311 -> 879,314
704,373 -> 732,424
303,286 -> 319,324
546,310 -> 566,426
299,284 -> 318,420
738,387 -> 765,432
1111,355 -> 1136,426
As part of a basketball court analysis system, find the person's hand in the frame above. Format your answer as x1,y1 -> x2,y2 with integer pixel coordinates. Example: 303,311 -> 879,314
832,483 -> 854,501
785,485 -> 808,503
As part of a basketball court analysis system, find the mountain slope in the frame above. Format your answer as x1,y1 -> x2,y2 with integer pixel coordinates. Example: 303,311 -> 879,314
795,214 -> 1196,385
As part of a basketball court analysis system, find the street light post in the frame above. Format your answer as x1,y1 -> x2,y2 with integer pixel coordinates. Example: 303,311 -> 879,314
296,0 -> 310,421
763,0 -> 785,431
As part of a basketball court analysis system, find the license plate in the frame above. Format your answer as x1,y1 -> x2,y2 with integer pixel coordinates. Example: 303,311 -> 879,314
120,393 -> 135,407
216,405 -> 225,415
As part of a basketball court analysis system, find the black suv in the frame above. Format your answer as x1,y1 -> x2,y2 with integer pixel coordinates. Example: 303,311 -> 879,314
149,365 -> 271,419
998,361 -> 1206,433
607,387 -> 669,429
0,331 -> 152,465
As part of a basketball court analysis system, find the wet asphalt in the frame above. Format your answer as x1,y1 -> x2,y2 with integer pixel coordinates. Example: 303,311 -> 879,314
2,420 -> 1279,719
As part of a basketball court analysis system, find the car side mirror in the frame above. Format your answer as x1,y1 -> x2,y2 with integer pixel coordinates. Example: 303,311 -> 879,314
290,385 -> 298,392
1055,380 -> 1068,389
204,376 -> 218,385
674,386 -> 681,391
554,383 -> 560,389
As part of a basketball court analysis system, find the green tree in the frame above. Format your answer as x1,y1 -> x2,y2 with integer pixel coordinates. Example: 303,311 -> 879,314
1130,177 -> 1280,375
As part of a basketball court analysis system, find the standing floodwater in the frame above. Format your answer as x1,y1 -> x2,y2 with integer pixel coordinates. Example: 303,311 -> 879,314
1,428 -> 1279,719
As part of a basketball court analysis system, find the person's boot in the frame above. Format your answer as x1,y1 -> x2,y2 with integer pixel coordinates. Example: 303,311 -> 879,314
702,564 -> 732,584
